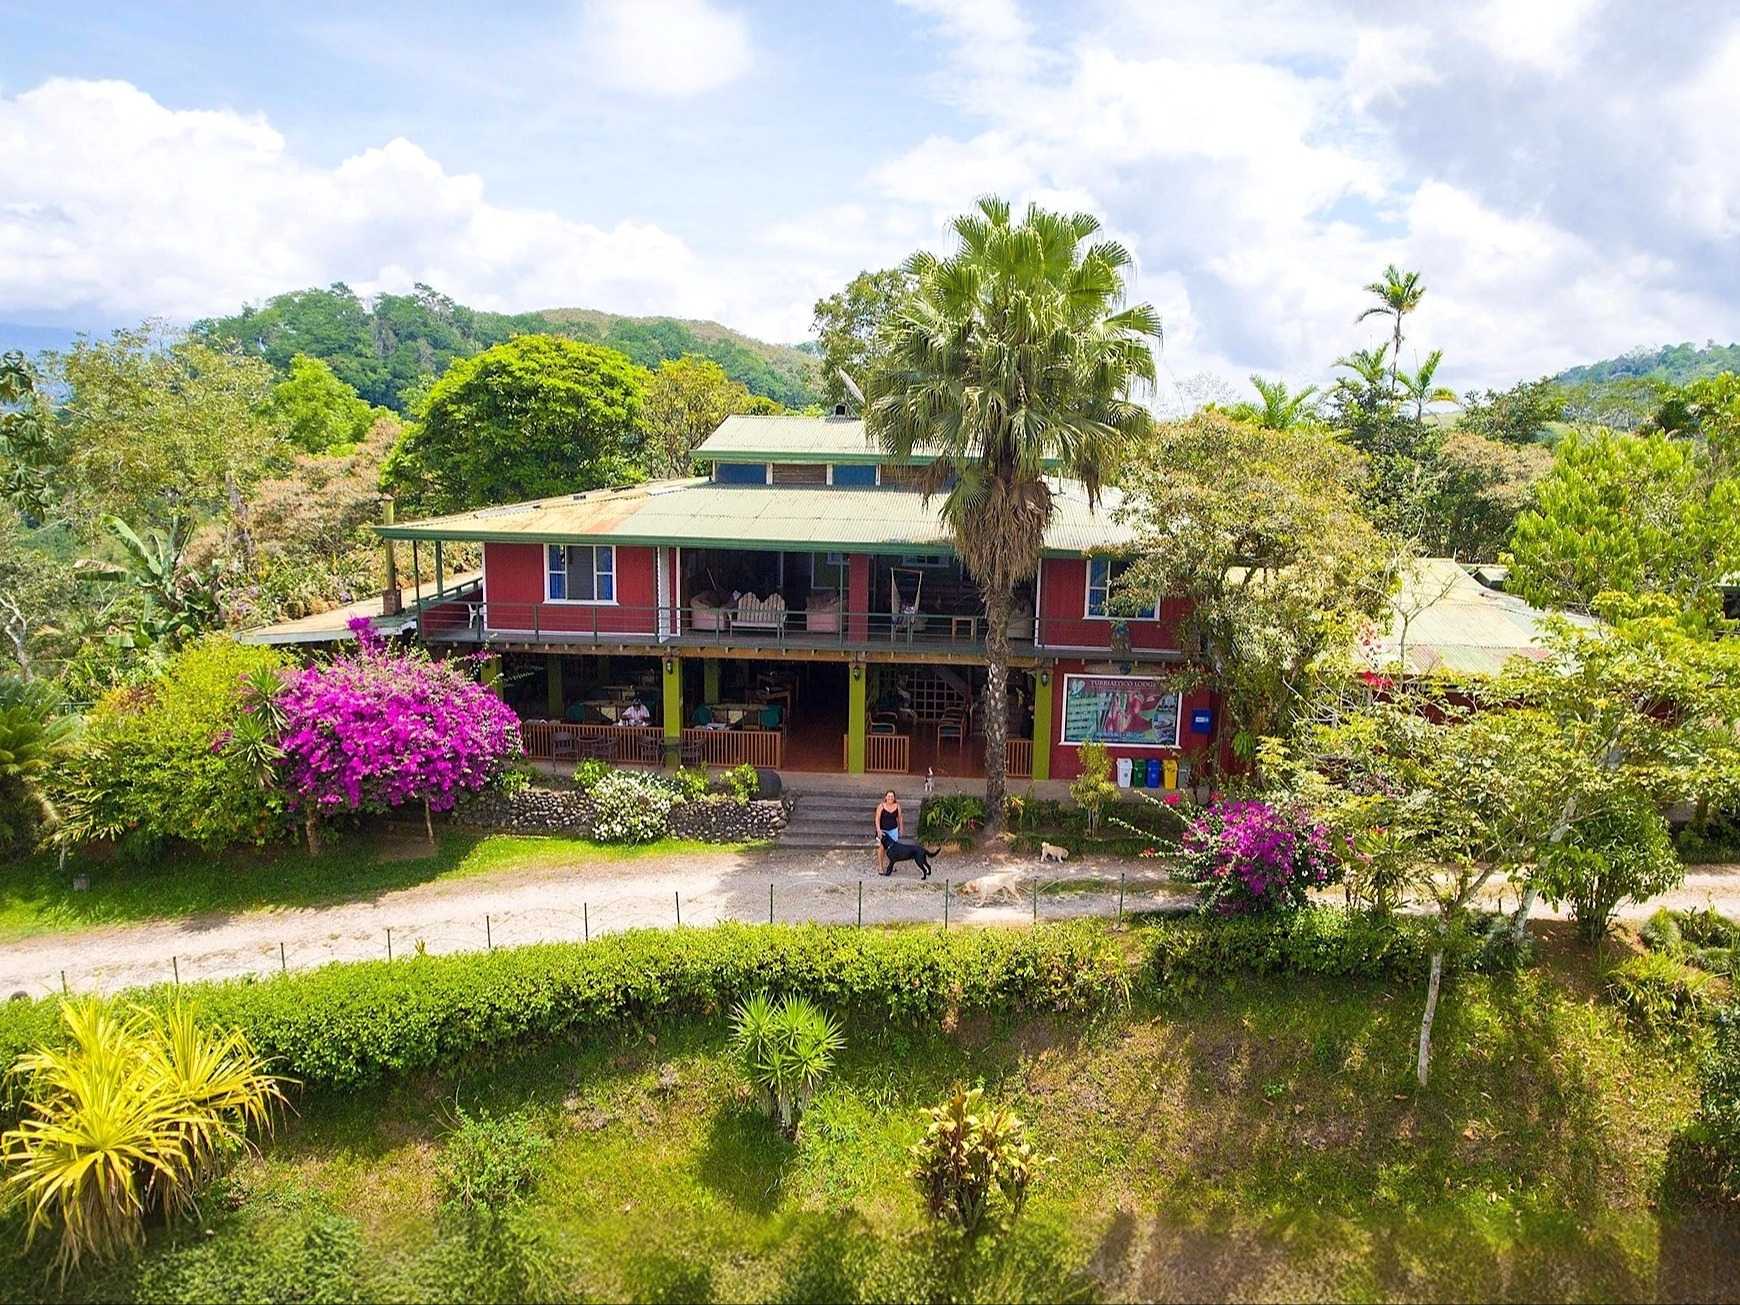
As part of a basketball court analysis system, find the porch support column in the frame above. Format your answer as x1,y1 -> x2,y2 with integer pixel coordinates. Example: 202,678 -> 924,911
662,655 -> 683,745
1030,666 -> 1054,782
847,660 -> 867,774
703,657 -> 720,705
545,655 -> 564,719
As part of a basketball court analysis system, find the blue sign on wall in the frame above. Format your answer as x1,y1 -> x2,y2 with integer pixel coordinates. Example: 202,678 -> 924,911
1189,708 -> 1213,735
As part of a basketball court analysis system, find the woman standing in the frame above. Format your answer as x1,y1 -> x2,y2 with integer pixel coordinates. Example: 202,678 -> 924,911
874,790 -> 903,876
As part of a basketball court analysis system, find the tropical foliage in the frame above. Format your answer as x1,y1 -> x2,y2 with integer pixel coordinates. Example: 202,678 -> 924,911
1,998 -> 285,1279
865,197 -> 1160,830
729,992 -> 844,1138
910,1086 -> 1046,1237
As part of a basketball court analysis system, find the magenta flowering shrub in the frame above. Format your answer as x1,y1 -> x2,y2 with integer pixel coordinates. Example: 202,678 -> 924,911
276,618 -> 522,818
1176,799 -> 1343,915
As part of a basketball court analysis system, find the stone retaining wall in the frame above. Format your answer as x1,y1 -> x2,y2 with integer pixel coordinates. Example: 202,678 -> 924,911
458,785 -> 786,843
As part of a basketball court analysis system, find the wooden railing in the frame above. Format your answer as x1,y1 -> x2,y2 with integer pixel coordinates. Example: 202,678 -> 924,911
845,732 -> 911,774
682,727 -> 783,769
521,720 -> 663,763
1005,737 -> 1033,779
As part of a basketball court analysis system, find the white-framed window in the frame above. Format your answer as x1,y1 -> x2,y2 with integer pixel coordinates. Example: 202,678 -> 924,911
1085,557 -> 1156,619
546,544 -> 616,603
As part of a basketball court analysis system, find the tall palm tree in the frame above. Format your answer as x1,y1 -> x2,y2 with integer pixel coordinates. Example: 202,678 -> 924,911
1399,349 -> 1458,422
1229,375 -> 1319,430
866,198 -> 1160,831
1356,265 -> 1425,395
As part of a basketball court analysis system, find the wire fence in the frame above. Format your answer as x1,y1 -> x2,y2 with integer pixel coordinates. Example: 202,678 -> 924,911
13,871 -> 1191,999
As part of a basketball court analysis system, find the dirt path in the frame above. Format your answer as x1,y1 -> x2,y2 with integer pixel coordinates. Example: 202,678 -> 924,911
4,847 -> 1739,998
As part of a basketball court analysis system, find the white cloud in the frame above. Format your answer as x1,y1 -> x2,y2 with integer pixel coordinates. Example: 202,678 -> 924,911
579,0 -> 752,98
0,79 -> 725,326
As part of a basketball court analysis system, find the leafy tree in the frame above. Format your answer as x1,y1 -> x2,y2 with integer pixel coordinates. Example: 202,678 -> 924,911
866,198 -> 1160,832
1398,349 -> 1457,422
1226,375 -> 1319,430
1118,412 -> 1399,770
263,354 -> 383,454
640,355 -> 759,477
48,327 -> 285,529
0,674 -> 76,850
1458,377 -> 1566,445
1419,429 -> 1550,560
811,267 -> 915,408
0,351 -> 61,521
1356,264 -> 1426,394
52,637 -> 290,856
382,335 -> 647,513
1505,428 -> 1740,624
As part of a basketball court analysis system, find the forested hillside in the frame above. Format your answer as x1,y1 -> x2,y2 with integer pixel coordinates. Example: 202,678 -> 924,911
195,283 -> 820,411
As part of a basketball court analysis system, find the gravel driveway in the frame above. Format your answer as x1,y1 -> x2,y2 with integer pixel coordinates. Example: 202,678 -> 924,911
4,845 -> 1738,997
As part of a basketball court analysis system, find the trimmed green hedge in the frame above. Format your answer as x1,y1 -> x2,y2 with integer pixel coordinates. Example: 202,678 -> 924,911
0,923 -> 1129,1100
0,911 -> 1460,1108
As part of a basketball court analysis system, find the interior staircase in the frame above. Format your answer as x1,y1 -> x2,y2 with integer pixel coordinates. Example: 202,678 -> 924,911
779,785 -> 927,851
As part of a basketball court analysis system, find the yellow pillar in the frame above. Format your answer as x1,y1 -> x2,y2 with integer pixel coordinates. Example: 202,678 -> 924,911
847,661 -> 867,774
662,657 -> 683,742
1031,668 -> 1053,782
545,655 -> 563,719
703,657 -> 720,704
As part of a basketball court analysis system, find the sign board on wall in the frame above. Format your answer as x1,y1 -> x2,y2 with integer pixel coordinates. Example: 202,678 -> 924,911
1060,674 -> 1181,747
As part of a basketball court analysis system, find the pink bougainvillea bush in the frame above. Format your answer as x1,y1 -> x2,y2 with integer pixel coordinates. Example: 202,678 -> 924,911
1176,798 -> 1344,915
276,619 -> 522,823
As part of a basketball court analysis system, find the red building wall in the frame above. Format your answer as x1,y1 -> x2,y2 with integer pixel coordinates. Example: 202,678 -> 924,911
483,542 -> 659,636
1037,557 -> 1186,651
1043,658 -> 1217,783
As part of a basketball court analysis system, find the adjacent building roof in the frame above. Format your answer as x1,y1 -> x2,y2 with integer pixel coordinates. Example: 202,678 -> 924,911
375,477 -> 1135,556
694,413 -> 1062,468
1362,558 -> 1597,676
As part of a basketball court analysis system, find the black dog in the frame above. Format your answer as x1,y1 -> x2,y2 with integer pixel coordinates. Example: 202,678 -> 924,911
880,835 -> 939,879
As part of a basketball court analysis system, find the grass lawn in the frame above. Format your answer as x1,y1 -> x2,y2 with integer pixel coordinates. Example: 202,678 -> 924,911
0,831 -> 758,941
5,931 -> 1734,1303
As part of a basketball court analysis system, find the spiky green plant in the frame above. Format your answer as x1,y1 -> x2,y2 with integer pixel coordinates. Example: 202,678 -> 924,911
729,993 -> 843,1137
1,998 -> 287,1280
0,673 -> 77,851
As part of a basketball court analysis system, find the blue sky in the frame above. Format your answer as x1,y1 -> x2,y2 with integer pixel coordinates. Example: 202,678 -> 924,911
3,0 -> 1738,398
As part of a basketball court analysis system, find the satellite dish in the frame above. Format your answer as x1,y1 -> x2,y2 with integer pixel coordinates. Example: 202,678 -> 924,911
837,369 -> 866,407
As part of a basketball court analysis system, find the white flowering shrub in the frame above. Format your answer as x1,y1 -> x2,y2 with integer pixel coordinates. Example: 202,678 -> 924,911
590,769 -> 679,844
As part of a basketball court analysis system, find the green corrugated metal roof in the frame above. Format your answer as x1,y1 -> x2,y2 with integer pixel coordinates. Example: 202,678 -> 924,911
376,477 -> 1134,555
1363,558 -> 1598,676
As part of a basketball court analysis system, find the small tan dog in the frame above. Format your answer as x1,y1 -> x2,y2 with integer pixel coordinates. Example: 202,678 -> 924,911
958,870 -> 1027,906
1039,842 -> 1070,864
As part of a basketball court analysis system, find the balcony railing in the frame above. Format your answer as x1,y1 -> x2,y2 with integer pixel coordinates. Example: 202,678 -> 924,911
419,599 -> 1181,660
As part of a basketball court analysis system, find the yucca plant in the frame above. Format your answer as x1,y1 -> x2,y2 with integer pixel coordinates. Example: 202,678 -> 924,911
729,993 -> 844,1138
1,998 -> 288,1280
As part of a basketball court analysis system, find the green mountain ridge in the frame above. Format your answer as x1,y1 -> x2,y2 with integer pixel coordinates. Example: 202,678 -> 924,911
195,283 -> 821,413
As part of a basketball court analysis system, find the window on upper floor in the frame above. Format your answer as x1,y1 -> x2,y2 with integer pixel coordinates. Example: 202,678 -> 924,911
713,461 -> 770,484
547,544 -> 615,603
1085,557 -> 1156,619
829,464 -> 877,487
